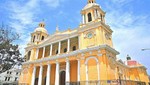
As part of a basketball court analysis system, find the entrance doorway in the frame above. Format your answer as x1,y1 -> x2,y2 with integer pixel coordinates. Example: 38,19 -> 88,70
60,71 -> 66,85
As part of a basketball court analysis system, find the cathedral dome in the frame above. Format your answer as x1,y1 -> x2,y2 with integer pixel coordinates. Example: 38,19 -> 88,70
82,3 -> 99,10
34,22 -> 48,34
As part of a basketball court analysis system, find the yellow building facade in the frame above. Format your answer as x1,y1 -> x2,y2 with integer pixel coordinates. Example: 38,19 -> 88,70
19,0 -> 150,85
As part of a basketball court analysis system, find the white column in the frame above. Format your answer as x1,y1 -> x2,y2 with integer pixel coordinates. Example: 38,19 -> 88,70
66,59 -> 70,85
97,63 -> 100,85
67,39 -> 70,53
82,14 -> 85,24
50,44 -> 53,56
55,62 -> 60,85
78,36 -> 80,50
31,67 -> 36,85
85,64 -> 88,85
94,10 -> 97,19
46,64 -> 51,85
36,49 -> 39,59
58,42 -> 61,54
42,47 -> 45,58
77,59 -> 80,82
38,65 -> 43,85
98,12 -> 100,18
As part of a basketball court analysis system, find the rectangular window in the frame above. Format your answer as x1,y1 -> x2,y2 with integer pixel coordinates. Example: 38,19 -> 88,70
7,71 -> 9,74
10,72 -> 12,74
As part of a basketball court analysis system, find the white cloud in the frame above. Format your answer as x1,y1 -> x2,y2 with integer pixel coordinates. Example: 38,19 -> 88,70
5,0 -> 66,56
110,0 -> 134,6
105,1 -> 150,71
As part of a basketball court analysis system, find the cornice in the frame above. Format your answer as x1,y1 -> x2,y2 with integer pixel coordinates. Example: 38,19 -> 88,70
23,44 -> 119,65
129,65 -> 147,70
78,21 -> 113,33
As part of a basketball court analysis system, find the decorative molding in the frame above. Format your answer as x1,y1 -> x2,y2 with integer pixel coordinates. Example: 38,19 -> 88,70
23,45 -> 119,65
85,56 -> 99,65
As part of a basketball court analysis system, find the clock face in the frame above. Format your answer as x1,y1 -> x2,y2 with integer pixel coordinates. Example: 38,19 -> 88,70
87,32 -> 93,39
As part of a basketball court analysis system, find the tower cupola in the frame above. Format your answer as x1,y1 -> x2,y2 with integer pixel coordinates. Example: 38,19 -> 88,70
88,0 -> 96,4
81,0 -> 106,24
31,21 -> 48,44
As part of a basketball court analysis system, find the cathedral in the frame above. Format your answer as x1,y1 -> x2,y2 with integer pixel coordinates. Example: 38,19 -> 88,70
19,0 -> 150,85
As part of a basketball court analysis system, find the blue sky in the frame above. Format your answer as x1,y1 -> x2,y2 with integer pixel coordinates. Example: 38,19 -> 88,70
0,0 -> 150,74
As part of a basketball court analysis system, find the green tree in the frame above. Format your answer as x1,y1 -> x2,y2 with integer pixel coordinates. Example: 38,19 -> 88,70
0,24 -> 24,73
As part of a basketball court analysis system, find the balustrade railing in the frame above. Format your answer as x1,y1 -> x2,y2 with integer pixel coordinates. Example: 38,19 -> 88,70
66,80 -> 146,85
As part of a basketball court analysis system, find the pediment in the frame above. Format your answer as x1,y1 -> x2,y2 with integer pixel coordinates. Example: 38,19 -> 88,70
40,34 -> 70,46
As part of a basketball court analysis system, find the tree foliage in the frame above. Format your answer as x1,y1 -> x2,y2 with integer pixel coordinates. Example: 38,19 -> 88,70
0,24 -> 24,73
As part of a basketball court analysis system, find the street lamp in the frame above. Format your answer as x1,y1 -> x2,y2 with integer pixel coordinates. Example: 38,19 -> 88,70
141,48 -> 150,51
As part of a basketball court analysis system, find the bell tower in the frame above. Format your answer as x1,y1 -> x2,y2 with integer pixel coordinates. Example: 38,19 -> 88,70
81,0 -> 106,24
30,21 -> 48,44
88,0 -> 96,3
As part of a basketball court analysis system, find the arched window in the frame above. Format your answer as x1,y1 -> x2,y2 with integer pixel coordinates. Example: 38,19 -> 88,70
41,36 -> 44,40
56,50 -> 58,54
88,13 -> 92,22
33,36 -> 35,42
100,14 -> 103,21
73,46 -> 76,51
64,48 -> 67,53
27,51 -> 31,60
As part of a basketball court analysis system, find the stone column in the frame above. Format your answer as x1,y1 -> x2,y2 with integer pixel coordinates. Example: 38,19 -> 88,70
46,64 -> 51,85
31,66 -> 36,85
42,47 -> 45,58
36,49 -> 39,59
82,14 -> 85,24
58,42 -> 61,54
67,39 -> 70,53
38,65 -> 43,85
55,62 -> 60,85
77,59 -> 80,82
50,44 -> 53,56
66,59 -> 70,85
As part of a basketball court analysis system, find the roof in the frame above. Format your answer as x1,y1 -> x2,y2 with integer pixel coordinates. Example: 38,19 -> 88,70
82,3 -> 99,10
34,22 -> 48,34
34,27 -> 48,34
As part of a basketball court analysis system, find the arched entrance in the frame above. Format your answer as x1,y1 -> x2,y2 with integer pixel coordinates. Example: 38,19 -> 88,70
59,71 -> 66,85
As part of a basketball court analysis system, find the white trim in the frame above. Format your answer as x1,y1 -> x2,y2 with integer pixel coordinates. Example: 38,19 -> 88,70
38,65 -> 43,85
77,59 -> 80,82
66,59 -> 70,84
85,56 -> 99,65
67,39 -> 70,52
50,44 -> 53,56
36,49 -> 39,59
58,41 -> 61,54
55,62 -> 60,85
85,56 -> 100,84
31,67 -> 36,85
85,64 -> 88,85
23,45 -> 119,65
46,64 -> 51,85
42,47 -> 45,58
